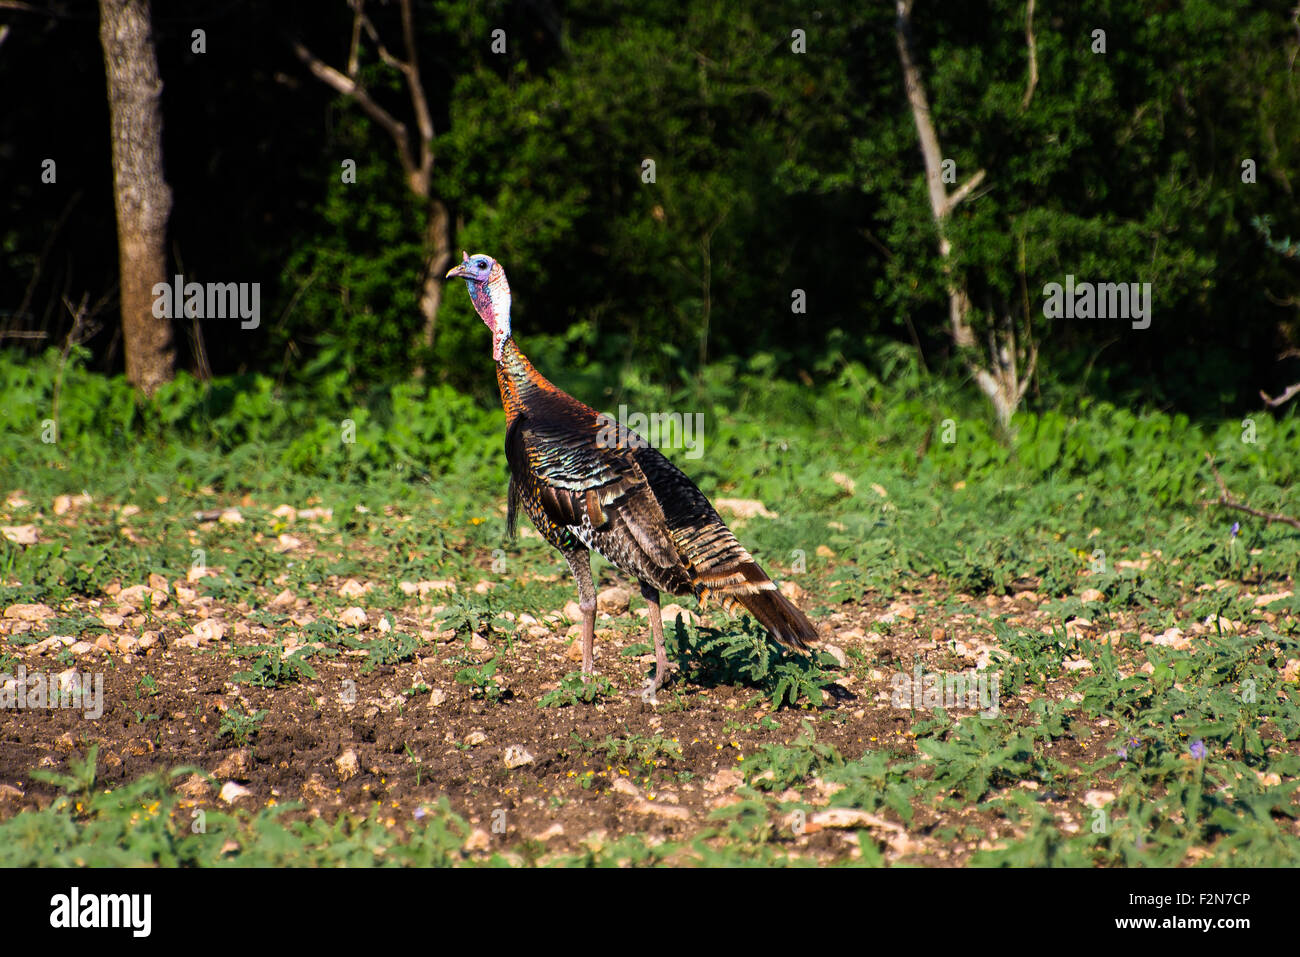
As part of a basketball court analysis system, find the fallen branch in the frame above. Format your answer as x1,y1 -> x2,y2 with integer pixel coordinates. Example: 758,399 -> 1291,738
1200,452 -> 1300,530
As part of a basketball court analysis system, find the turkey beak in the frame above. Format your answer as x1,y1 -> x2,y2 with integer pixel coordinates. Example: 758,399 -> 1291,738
445,262 -> 469,280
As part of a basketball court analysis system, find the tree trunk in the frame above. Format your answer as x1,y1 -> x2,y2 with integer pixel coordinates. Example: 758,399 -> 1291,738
420,198 -> 452,355
99,0 -> 174,396
895,0 -> 1034,430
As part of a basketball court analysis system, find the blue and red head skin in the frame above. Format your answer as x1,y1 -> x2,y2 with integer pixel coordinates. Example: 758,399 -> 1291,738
446,251 -> 512,362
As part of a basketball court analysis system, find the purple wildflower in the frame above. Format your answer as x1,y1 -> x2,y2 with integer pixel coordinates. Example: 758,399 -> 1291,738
1189,740 -> 1206,760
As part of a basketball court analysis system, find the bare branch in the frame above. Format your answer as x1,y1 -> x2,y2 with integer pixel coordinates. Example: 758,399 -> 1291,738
290,37 -> 417,184
945,168 -> 987,213
346,0 -> 363,76
399,0 -> 435,186
895,1 -> 951,224
1201,452 -> 1300,530
1021,0 -> 1038,110
1260,383 -> 1300,407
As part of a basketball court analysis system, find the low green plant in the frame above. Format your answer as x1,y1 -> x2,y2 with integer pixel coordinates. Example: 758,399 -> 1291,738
218,706 -> 270,746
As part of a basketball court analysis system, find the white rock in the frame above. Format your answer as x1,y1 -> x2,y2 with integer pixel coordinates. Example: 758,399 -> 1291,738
338,607 -> 368,628
337,579 -> 371,599
192,619 -> 226,642
503,745 -> 534,769
4,603 -> 54,621
335,749 -> 359,781
219,781 -> 253,804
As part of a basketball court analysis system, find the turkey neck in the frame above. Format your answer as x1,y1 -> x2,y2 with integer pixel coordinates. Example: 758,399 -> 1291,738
495,337 -> 593,428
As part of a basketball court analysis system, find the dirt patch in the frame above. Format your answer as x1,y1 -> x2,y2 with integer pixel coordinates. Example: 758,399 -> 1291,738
0,571 -> 1291,864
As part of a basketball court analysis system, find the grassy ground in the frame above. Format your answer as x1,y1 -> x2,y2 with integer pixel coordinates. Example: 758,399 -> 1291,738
1,350 -> 1298,865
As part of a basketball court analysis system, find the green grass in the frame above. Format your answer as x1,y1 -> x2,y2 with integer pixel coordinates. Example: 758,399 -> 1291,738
1,347 -> 1297,865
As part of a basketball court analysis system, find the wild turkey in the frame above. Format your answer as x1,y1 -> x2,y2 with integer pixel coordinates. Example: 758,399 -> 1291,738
446,252 -> 818,700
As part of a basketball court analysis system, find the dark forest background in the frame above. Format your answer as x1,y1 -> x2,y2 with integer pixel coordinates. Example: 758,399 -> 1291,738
1,0 -> 1298,420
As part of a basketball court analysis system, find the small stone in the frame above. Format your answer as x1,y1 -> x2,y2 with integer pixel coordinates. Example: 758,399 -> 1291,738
192,619 -> 226,642
705,769 -> 743,794
809,808 -> 887,830
177,773 -> 210,799
823,644 -> 848,668
338,607 -> 368,628
214,749 -> 253,780
53,493 -> 91,516
779,580 -> 807,603
69,641 -> 94,655
4,603 -> 54,621
464,829 -> 491,853
335,748 -> 359,781
597,586 -> 631,616
301,775 -> 333,801
219,781 -> 253,803
1079,588 -> 1105,603
610,776 -> 639,796
337,579 -> 370,599
1083,789 -> 1116,808
275,534 -> 303,553
465,731 -> 487,746
429,689 -> 447,707
659,603 -> 697,626
1,526 -> 38,545
94,635 -> 115,652
503,745 -> 534,769
118,584 -> 168,608
631,797 -> 689,820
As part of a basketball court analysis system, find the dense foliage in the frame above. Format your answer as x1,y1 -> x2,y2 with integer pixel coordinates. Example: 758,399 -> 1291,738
1,0 -> 1297,417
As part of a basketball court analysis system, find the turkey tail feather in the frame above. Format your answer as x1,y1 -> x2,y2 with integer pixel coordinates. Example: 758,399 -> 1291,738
694,561 -> 817,651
